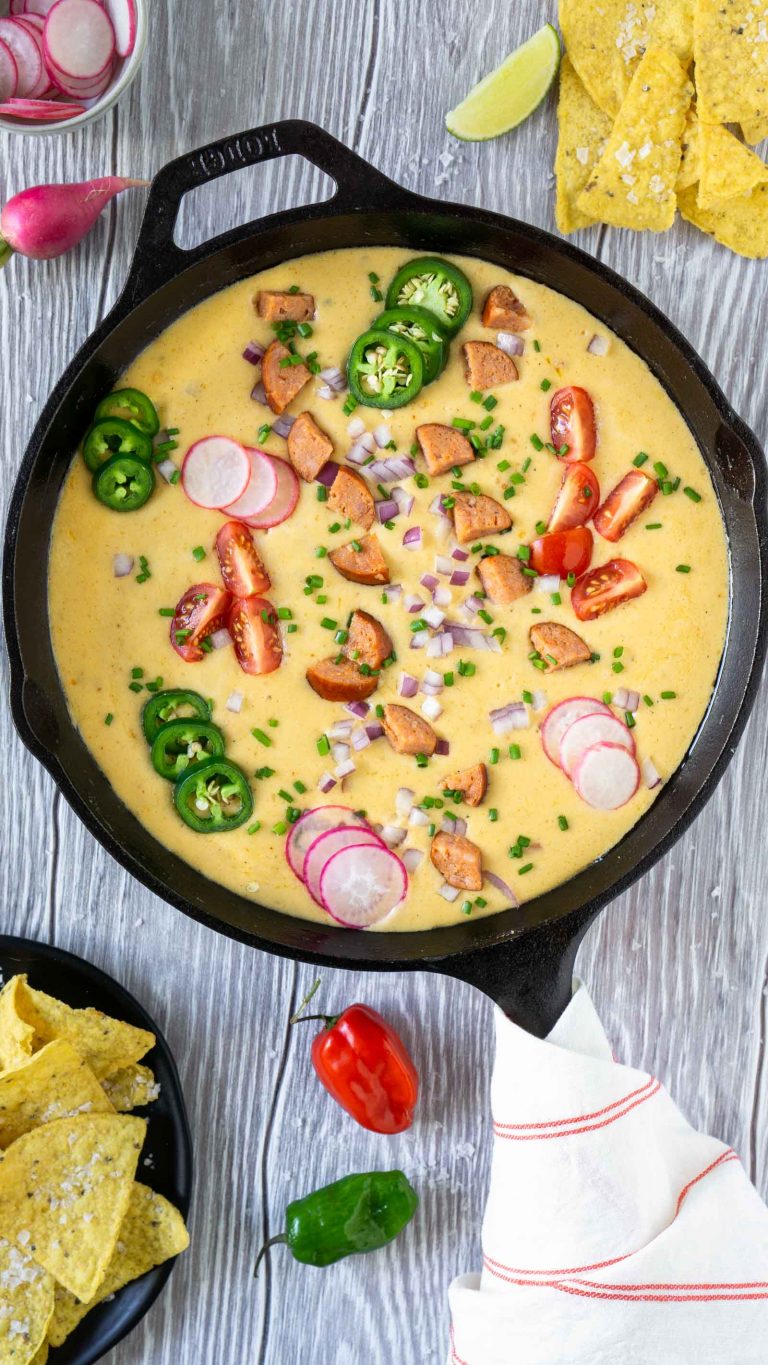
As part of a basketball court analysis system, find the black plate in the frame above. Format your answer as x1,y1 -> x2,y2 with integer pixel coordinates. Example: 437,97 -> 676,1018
0,936 -> 193,1365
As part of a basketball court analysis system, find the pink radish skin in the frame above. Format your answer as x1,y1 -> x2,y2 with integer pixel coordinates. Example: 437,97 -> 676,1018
47,60 -> 113,99
319,844 -> 408,928
223,448 -> 278,521
0,176 -> 148,263
0,97 -> 85,119
0,17 -> 42,96
245,454 -> 300,529
102,0 -> 136,57
23,0 -> 62,15
44,0 -> 115,79
17,16 -> 45,32
541,695 -> 613,768
0,40 -> 18,101
573,742 -> 640,810
560,712 -> 635,779
181,437 -> 251,510
304,827 -> 385,905
9,0 -> 25,13
285,805 -> 368,880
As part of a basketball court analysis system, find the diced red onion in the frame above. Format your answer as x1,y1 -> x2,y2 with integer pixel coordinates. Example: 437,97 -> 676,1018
438,882 -> 461,903
242,340 -> 265,365
435,554 -> 454,576
318,771 -> 337,793
451,546 -> 469,562
251,380 -> 267,404
404,594 -> 424,614
410,632 -> 429,649
537,574 -> 560,594
402,848 -> 424,874
348,439 -> 373,465
436,517 -> 453,545
429,495 -> 450,518
612,687 -> 628,709
423,604 -> 446,629
422,668 -> 444,691
434,585 -> 452,608
398,671 -> 420,698
210,628 -> 232,650
157,459 -> 178,483
385,583 -> 403,601
642,757 -> 662,789
328,719 -> 354,740
320,366 -> 347,391
448,624 -> 495,651
435,738 -> 450,756
464,593 -> 483,614
331,742 -> 350,764
426,636 -> 444,658
391,486 -> 415,516
381,823 -> 407,848
395,787 -> 416,817
367,456 -> 416,482
421,696 -> 442,721
439,631 -> 454,655
351,728 -> 371,752
317,384 -> 336,401
420,572 -> 439,594
347,416 -> 366,439
113,553 -> 134,578
532,690 -> 547,713
484,870 -> 519,906
490,701 -> 530,734
316,461 -> 340,487
442,814 -> 467,836
334,757 -> 356,779
345,700 -> 370,718
376,498 -> 400,523
496,330 -> 525,358
408,806 -> 430,827
625,690 -> 640,713
225,690 -> 244,714
403,526 -> 422,551
272,413 -> 295,438
365,723 -> 384,741
587,333 -> 610,356
373,423 -> 393,448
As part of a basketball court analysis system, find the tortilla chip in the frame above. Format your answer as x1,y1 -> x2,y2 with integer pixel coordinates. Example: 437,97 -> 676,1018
679,182 -> 768,257
12,978 -> 154,1081
698,122 -> 768,209
676,103 -> 700,190
101,1064 -> 160,1113
695,0 -> 768,125
578,45 -> 693,230
742,116 -> 768,147
29,1349 -> 47,1365
650,0 -> 694,63
0,1237 -> 54,1364
0,981 -> 35,1075
47,1182 -> 188,1347
0,1114 -> 145,1303
0,1041 -> 114,1150
555,57 -> 614,233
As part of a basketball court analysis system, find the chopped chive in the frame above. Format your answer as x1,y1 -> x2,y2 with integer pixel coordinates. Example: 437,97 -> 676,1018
368,271 -> 380,283
104,713 -> 114,726
251,728 -> 272,747
128,681 -> 143,693
540,379 -> 552,392
478,609 -> 493,625
469,389 -> 483,403
158,607 -> 175,617
410,619 -> 428,632
633,452 -> 649,467
316,735 -> 330,756
415,753 -> 429,768
320,617 -> 338,630
550,592 -> 561,605
530,433 -> 544,451
452,417 -> 475,431
522,457 -> 532,473
516,545 -> 531,561
315,546 -> 328,558
479,415 -> 493,431
489,747 -> 500,765
286,624 -> 298,634
625,711 -> 636,729
443,671 -> 454,687
278,787 -> 293,803
613,646 -> 624,658
644,694 -> 654,707
297,322 -> 313,338
557,815 -> 569,831
414,472 -> 429,489
522,690 -> 533,704
661,690 -> 677,699
483,395 -> 498,411
277,607 -> 293,620
294,780 -> 307,794
370,284 -> 383,302
192,545 -> 206,562
257,423 -> 272,443
255,766 -> 275,779
519,863 -> 533,875
268,718 -> 279,728
676,563 -> 691,573
497,459 -> 511,472
457,660 -> 476,677
646,522 -> 662,529
683,486 -> 701,502
131,667 -> 143,679
316,486 -> 328,502
535,520 -> 548,536
509,744 -> 521,760
272,820 -> 288,835
612,662 -> 624,674
653,460 -> 668,478
461,899 -> 473,915
247,822 -> 261,834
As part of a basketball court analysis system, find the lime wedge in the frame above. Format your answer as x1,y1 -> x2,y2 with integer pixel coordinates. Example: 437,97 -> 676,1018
446,24 -> 561,142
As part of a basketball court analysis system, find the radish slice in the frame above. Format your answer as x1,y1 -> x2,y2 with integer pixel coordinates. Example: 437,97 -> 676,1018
17,15 -> 45,31
560,712 -> 635,779
245,454 -> 299,530
573,742 -> 640,810
9,0 -> 25,13
222,448 -> 278,520
0,97 -> 84,117
48,58 -> 113,98
23,0 -> 61,14
285,805 -> 368,879
12,17 -> 51,95
541,696 -> 613,768
44,0 -> 115,79
304,827 -> 385,905
181,437 -> 250,510
0,41 -> 18,101
102,0 -> 136,57
0,18 -> 42,96
320,845 -> 408,928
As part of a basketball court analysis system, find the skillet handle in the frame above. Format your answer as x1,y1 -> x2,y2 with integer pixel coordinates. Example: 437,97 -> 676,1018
122,119 -> 418,306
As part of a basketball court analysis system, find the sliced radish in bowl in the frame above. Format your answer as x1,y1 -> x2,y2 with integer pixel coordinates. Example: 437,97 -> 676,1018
43,0 -> 115,79
304,826 -> 385,905
285,805 -> 368,880
245,454 -> 299,529
23,0 -> 62,15
320,844 -> 408,928
0,41 -> 18,101
0,18 -> 42,97
0,96 -> 85,117
540,696 -> 613,768
181,436 -> 251,510
223,448 -> 278,520
573,742 -> 640,810
102,0 -> 136,58
560,712 -> 635,779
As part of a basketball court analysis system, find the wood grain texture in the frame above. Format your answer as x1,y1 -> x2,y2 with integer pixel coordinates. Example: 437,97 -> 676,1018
1,0 -> 766,1360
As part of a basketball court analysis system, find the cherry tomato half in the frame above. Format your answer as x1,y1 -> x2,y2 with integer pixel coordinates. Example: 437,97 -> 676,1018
531,526 -> 594,579
548,462 -> 600,532
593,470 -> 658,542
171,583 -> 232,663
571,558 -> 647,621
228,594 -> 283,675
216,520 -> 271,597
550,386 -> 597,463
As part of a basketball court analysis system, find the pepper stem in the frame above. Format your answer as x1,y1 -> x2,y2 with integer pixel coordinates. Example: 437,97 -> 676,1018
0,239 -> 13,271
254,1233 -> 288,1278
289,977 -> 322,1025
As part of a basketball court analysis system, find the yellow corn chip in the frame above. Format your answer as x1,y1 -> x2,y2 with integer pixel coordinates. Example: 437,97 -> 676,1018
650,0 -> 694,63
29,1348 -> 47,1365
555,57 -> 614,233
47,1182 -> 188,1347
12,978 -> 154,1081
101,1064 -> 159,1113
0,1114 -> 145,1302
679,182 -> 768,256
577,45 -> 693,231
0,1041 -> 114,1150
676,103 -> 700,190
559,0 -> 621,117
698,123 -> 768,209
0,981 -> 35,1074
742,116 -> 768,146
0,1237 -> 54,1365
695,0 -> 768,125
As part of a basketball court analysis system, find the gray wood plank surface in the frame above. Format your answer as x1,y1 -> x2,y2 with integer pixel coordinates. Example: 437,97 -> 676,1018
1,0 -> 766,1360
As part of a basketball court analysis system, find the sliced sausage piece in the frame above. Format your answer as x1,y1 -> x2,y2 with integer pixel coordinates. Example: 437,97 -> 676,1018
593,470 -> 658,542
286,411 -> 334,482
481,285 -> 532,332
262,340 -> 311,415
381,703 -> 437,756
329,533 -> 390,586
344,610 -> 393,670
463,340 -> 519,391
430,831 -> 483,892
443,762 -> 488,807
416,422 -> 475,476
306,657 -> 379,703
255,290 -> 315,322
530,621 -> 592,671
451,491 -> 512,544
477,553 -> 532,604
328,466 -> 375,530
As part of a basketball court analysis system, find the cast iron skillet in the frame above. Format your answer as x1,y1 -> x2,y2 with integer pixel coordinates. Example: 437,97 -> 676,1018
0,936 -> 192,1365
4,122 -> 767,1038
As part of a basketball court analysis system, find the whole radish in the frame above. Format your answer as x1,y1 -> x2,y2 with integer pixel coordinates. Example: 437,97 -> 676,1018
0,175 -> 148,266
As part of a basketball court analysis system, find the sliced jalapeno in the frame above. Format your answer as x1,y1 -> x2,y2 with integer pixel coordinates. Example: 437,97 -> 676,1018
150,719 -> 225,782
82,417 -> 153,473
94,387 -> 160,438
372,305 -> 448,384
347,329 -> 424,410
142,689 -> 212,743
174,758 -> 253,833
92,453 -> 155,512
385,257 -> 473,336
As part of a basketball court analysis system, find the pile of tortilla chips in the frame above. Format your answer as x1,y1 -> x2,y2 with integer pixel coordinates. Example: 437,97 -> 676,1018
555,0 -> 768,257
0,975 -> 188,1362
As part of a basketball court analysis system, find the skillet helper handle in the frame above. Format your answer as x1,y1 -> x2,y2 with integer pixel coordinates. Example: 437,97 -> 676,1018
123,119 -> 417,305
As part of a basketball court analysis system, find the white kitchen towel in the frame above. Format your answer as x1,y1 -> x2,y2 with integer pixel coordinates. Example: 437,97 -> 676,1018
447,981 -> 768,1365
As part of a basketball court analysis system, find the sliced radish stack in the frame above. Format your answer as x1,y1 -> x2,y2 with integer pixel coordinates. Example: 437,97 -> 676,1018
223,448 -> 278,520
320,844 -> 408,928
0,18 -> 43,97
44,0 -> 115,80
102,0 -> 136,58
0,96 -> 84,117
285,805 -> 368,880
560,711 -> 635,779
303,826 -> 385,905
0,41 -> 18,102
181,437 -> 251,510
573,743 -> 640,810
13,17 -> 53,94
245,454 -> 299,530
23,0 -> 62,14
541,695 -> 612,768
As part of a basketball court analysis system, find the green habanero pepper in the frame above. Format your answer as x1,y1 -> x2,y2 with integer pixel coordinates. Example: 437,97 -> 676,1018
94,387 -> 160,438
347,329 -> 424,409
92,453 -> 155,512
372,305 -> 448,383
173,757 -> 253,832
150,718 -> 225,782
141,688 -> 212,744
255,1170 -> 418,1273
384,256 -> 473,336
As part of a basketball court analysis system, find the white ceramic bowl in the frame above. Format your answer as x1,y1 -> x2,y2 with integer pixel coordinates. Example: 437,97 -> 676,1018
0,0 -> 147,136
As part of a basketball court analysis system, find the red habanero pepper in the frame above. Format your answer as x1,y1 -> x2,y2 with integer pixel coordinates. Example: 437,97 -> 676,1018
292,983 -> 419,1135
